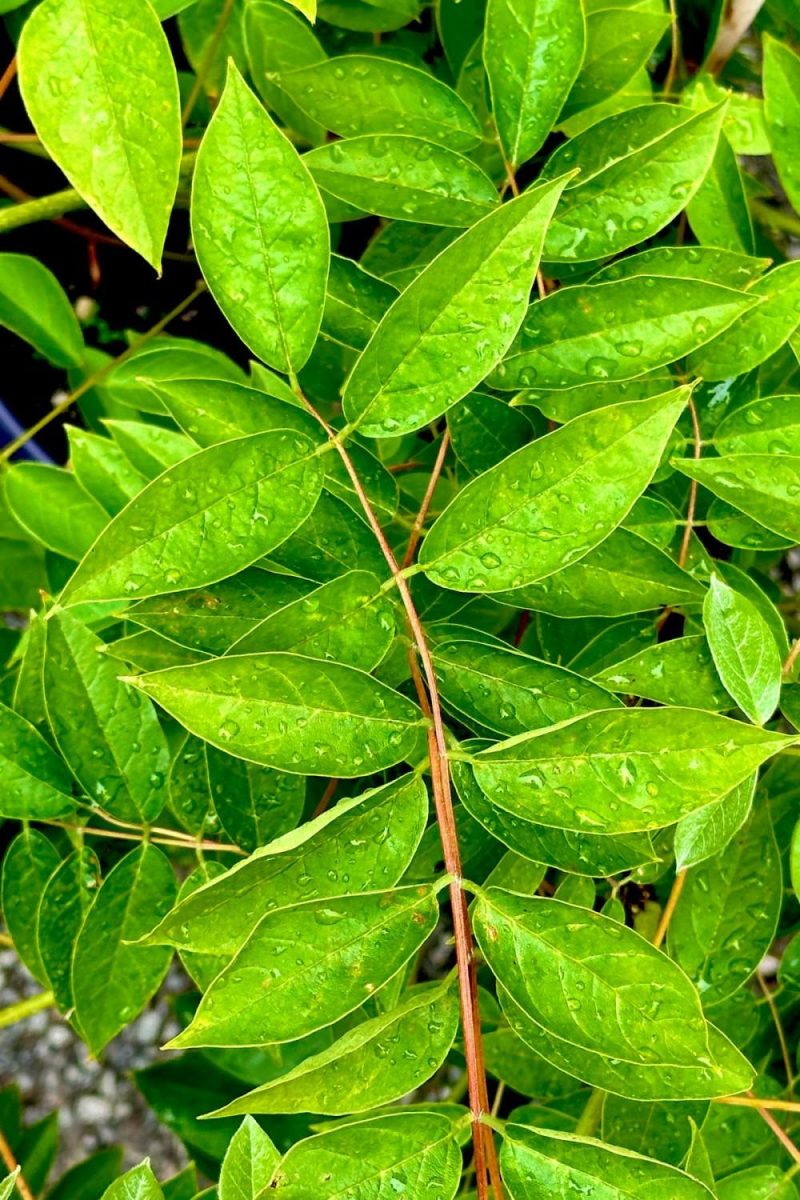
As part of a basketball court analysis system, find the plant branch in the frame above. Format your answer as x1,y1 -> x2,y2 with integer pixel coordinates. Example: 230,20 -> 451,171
0,1129 -> 34,1200
0,56 -> 17,104
751,199 -> 800,239
663,0 -> 681,95
783,638 -> 800,678
652,866 -> 687,948
0,281 -> 207,464
0,178 -> 88,233
45,820 -> 245,855
401,428 -> 450,569
758,973 -> 795,1092
0,989 -> 53,1031
181,0 -> 237,125
290,381 -> 502,1200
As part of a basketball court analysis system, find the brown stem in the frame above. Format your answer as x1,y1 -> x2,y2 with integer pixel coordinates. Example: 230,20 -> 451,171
401,429 -> 450,569
313,777 -> 339,818
0,56 -> 17,105
755,1104 -> 800,1166
663,0 -> 681,95
0,281 -> 207,464
716,1095 -> 800,1115
0,1128 -> 34,1200
652,867 -> 687,949
292,385 -> 502,1199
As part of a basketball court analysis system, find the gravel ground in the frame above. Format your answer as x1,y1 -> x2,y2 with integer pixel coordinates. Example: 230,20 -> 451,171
0,950 -> 188,1180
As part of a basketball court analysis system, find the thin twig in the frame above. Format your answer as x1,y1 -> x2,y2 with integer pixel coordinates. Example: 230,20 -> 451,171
758,973 -> 794,1092
0,56 -> 17,105
754,1104 -> 800,1166
783,638 -> 800,678
652,867 -> 687,948
313,778 -> 339,818
716,1095 -> 800,1115
289,381 -> 503,1200
0,282 -> 206,463
401,429 -> 450,569
0,1128 -> 35,1200
46,821 -> 244,855
181,0 -> 237,125
663,0 -> 681,95
678,396 -> 701,569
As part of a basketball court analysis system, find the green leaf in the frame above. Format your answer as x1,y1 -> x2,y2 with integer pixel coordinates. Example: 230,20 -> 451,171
0,1173 -> 20,1200
593,635 -> 730,710
104,419 -> 195,477
99,1161 -> 164,1200
674,775 -> 756,872
192,62 -> 329,374
244,0 -> 327,147
5,465 -> 107,561
206,744 -> 306,852
147,378 -> 397,521
126,569 -> 311,656
448,391 -> 532,475
209,978 -> 459,1116
168,883 -> 439,1047
322,255 -> 398,353
106,340 -> 246,416
669,800 -> 782,1005
67,426 -> 148,515
278,56 -> 481,149
483,0 -> 585,167
492,277 -> 757,390
218,1117 -> 279,1200
1,829 -> 60,982
452,755 -> 658,876
44,608 -> 170,824
128,651 -> 424,776
501,1123 -> 715,1198
764,35 -> 800,217
718,1166 -> 800,1200
471,706 -> 793,833
433,638 -> 618,736
44,1147 -> 123,1200
60,431 -> 326,606
673,453 -> 800,543
72,844 -> 176,1055
676,451 -> 800,542
602,1096 -> 709,1167
0,254 -> 84,368
703,574 -> 782,724
564,6 -> 669,117
589,246 -> 768,289
226,571 -> 394,670
18,0 -> 181,268
37,848 -> 100,1013
495,528 -> 704,618
688,261 -> 800,379
141,774 -> 429,954
305,134 -> 498,226
714,395 -> 800,456
686,132 -> 754,254
0,701 -> 75,820
342,176 -> 570,437
268,1112 -> 463,1199
541,104 -> 725,261
474,890 -> 754,1099
420,389 -> 687,592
